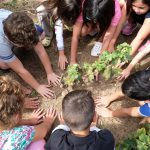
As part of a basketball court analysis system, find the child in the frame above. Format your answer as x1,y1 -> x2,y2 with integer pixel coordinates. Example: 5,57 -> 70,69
95,70 -> 150,121
36,1 -> 68,70
90,0 -> 126,56
45,90 -> 115,150
52,0 -> 125,63
122,0 -> 150,56
0,9 -> 60,98
0,76 -> 57,150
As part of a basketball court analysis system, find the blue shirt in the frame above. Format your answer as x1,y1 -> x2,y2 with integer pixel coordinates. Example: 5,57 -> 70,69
0,9 -> 16,63
139,103 -> 150,117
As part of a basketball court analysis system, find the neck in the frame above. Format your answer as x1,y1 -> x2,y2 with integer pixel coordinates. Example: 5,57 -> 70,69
72,128 -> 90,137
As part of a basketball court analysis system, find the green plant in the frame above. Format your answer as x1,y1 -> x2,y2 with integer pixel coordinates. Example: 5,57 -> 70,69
62,64 -> 82,87
83,63 -> 95,82
93,42 -> 131,80
2,0 -> 17,7
62,43 -> 132,87
116,124 -> 150,150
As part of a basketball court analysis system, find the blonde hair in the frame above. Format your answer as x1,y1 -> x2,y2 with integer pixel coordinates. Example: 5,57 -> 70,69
0,76 -> 24,127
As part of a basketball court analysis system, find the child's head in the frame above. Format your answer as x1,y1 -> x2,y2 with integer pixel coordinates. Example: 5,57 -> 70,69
128,0 -> 150,15
50,0 -> 81,25
3,12 -> 39,47
83,0 -> 115,36
62,90 -> 95,131
122,70 -> 150,101
0,76 -> 24,128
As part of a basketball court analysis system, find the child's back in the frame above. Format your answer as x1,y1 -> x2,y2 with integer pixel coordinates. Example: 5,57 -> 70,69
45,90 -> 115,150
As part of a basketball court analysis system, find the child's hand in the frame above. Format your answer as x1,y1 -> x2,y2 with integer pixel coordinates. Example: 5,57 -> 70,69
95,107 -> 113,117
58,54 -> 68,70
58,112 -> 65,124
43,107 -> 57,124
118,68 -> 131,80
47,73 -> 61,86
30,108 -> 45,125
94,96 -> 111,108
24,97 -> 40,109
36,84 -> 55,98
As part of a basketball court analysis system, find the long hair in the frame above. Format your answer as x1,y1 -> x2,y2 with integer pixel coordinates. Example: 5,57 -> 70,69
83,0 -> 115,36
49,0 -> 81,25
126,0 -> 150,15
0,76 -> 24,128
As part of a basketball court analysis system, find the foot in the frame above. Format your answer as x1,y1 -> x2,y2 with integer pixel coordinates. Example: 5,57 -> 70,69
42,37 -> 52,47
91,42 -> 103,57
24,97 -> 40,109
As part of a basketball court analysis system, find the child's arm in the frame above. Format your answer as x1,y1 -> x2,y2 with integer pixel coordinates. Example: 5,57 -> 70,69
34,42 -> 60,86
100,25 -> 116,53
7,58 -> 54,98
119,45 -> 150,80
130,18 -> 150,56
96,107 -> 141,117
54,19 -> 68,70
70,21 -> 83,64
33,107 -> 57,141
108,0 -> 127,52
95,88 -> 124,107
19,109 -> 45,126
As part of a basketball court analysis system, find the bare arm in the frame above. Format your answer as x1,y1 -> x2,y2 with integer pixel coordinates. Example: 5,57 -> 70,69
101,25 -> 116,53
119,45 -> 150,80
95,88 -> 124,107
112,107 -> 141,117
7,58 -> 54,98
130,18 -> 150,56
96,107 -> 141,117
7,58 -> 39,90
33,108 -> 57,141
34,42 -> 53,75
70,22 -> 83,64
34,42 -> 60,86
108,1 -> 127,51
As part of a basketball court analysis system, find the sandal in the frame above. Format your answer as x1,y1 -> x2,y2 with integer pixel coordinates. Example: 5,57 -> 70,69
42,37 -> 51,47
91,42 -> 103,57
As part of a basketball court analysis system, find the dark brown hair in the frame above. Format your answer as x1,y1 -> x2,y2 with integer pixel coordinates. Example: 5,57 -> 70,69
62,90 -> 95,131
3,12 -> 39,47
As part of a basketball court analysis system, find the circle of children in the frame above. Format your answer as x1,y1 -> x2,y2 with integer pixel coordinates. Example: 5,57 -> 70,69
0,0 -> 150,149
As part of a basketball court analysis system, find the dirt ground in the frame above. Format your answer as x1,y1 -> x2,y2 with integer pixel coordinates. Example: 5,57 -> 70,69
0,0 -> 149,144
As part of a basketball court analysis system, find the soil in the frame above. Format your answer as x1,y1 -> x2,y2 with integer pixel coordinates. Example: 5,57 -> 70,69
0,0 -> 150,144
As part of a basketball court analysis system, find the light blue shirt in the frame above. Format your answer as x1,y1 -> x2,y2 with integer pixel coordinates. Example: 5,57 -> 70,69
0,9 -> 16,62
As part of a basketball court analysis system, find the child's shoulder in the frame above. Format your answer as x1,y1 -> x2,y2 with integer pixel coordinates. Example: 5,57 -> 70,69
95,129 -> 114,140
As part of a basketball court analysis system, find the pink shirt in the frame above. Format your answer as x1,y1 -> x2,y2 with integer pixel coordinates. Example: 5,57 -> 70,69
111,0 -> 121,26
76,0 -> 121,26
76,0 -> 86,22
